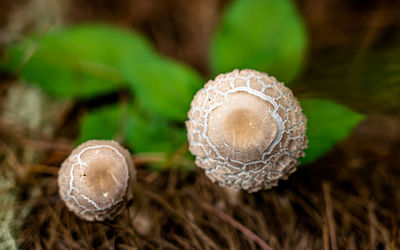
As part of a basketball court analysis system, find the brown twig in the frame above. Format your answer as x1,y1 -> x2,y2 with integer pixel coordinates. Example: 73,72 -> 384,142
16,22 -> 52,74
27,164 -> 59,176
322,220 -> 330,250
0,142 -> 24,178
323,182 -> 338,250
20,138 -> 73,152
162,142 -> 188,169
391,216 -> 397,250
368,203 -> 377,249
132,152 -> 166,167
201,202 -> 273,250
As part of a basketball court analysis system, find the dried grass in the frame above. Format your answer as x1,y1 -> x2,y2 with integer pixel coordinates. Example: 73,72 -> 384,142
1,0 -> 400,249
8,116 -> 400,249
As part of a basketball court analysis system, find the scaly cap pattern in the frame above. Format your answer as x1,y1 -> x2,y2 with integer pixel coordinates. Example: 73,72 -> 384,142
58,140 -> 135,221
186,69 -> 307,192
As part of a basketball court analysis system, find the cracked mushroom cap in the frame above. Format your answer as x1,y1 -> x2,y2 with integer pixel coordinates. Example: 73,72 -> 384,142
186,69 -> 307,192
58,140 -> 135,221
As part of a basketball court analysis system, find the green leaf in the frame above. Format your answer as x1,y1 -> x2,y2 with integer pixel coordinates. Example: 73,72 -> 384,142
121,54 -> 203,121
78,103 -> 186,154
1,24 -> 155,98
78,104 -> 128,143
211,0 -> 307,83
124,109 -> 186,153
301,99 -> 365,164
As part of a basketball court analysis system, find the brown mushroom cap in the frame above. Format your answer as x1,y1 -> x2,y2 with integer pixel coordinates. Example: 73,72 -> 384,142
186,69 -> 307,192
58,140 -> 135,221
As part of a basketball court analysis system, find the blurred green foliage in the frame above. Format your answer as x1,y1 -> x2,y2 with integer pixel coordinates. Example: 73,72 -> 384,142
301,99 -> 365,164
1,24 -> 201,168
78,104 -> 128,142
211,0 -> 307,83
78,104 -> 186,153
0,0 -> 365,169
121,55 -> 203,121
1,25 -> 151,97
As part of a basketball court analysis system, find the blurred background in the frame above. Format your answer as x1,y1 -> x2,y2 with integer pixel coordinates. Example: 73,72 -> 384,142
0,0 -> 399,249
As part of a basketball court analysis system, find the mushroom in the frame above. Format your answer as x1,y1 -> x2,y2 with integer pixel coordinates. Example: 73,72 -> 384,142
57,140 -> 135,221
186,69 -> 307,192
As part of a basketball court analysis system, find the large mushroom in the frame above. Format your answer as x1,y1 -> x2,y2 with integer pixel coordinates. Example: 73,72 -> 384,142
58,140 -> 135,221
186,69 -> 307,192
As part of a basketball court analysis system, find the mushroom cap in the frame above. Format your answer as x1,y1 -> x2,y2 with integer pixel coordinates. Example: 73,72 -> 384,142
186,69 -> 307,192
58,140 -> 135,221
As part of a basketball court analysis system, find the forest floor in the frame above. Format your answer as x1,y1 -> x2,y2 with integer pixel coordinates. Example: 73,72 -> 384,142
1,0 -> 400,249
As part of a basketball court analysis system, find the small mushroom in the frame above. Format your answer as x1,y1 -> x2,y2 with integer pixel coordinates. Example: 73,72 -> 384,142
186,69 -> 307,192
58,140 -> 135,221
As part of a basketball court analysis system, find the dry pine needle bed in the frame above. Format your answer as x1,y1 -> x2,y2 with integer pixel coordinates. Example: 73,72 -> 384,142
7,116 -> 400,250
